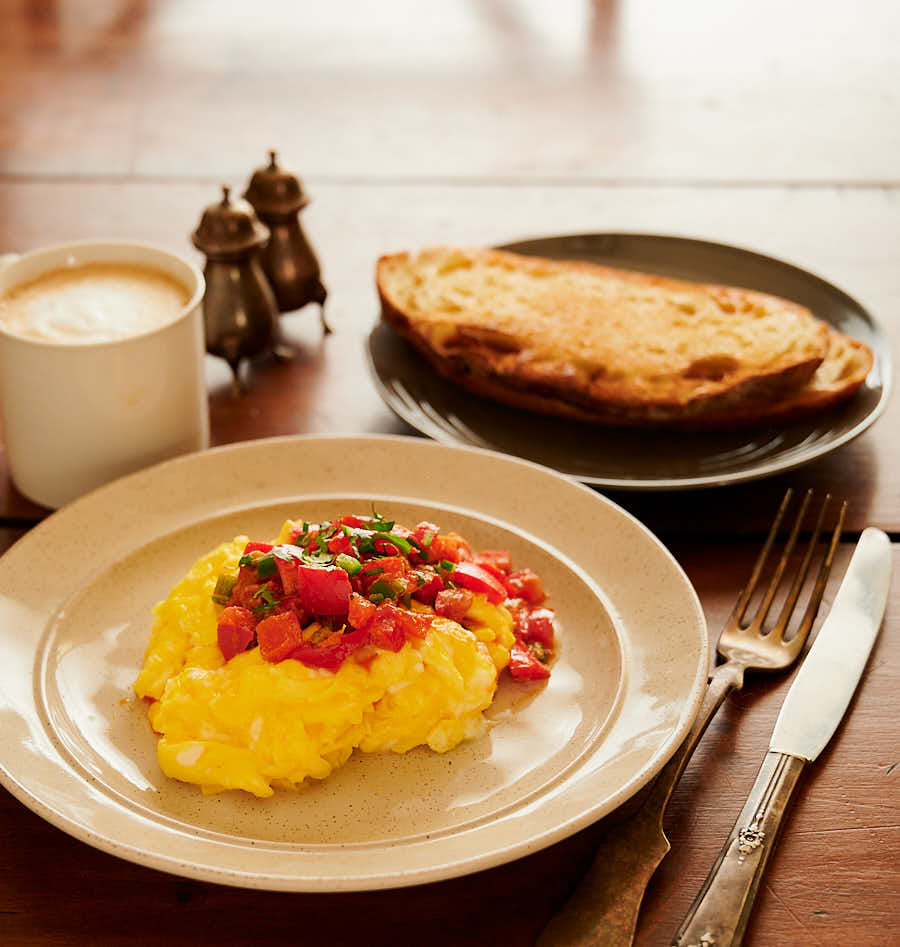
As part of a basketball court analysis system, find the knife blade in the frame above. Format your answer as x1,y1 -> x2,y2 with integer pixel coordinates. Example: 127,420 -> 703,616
673,526 -> 892,947
769,526 -> 892,760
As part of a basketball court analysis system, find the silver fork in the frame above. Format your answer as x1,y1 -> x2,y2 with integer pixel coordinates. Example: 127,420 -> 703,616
537,488 -> 845,947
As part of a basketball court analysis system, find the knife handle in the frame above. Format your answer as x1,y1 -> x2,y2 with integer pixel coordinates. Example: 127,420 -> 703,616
672,750 -> 806,947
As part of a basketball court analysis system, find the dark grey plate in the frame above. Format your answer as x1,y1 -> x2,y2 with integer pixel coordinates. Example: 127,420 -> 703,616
367,233 -> 891,490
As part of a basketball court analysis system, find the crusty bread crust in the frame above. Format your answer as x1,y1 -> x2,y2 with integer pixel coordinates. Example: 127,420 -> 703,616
376,247 -> 855,429
708,328 -> 873,427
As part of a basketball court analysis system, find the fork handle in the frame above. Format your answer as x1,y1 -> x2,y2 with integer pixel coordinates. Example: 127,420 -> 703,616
536,661 -> 744,947
672,750 -> 807,947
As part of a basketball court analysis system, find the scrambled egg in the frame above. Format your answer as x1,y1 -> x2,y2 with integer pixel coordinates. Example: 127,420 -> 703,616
134,526 -> 515,798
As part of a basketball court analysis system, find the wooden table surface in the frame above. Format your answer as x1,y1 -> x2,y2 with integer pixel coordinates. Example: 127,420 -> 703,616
1,2 -> 897,945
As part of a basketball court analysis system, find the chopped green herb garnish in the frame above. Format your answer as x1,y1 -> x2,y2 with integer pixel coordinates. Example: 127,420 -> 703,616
422,530 -> 434,547
373,531 -> 411,555
531,641 -> 550,663
356,533 -> 376,557
367,504 -> 395,532
251,587 -> 280,616
272,544 -> 302,562
407,536 -> 427,554
211,573 -> 237,605
255,554 -> 278,579
335,553 -> 362,575
368,579 -> 396,600
301,548 -> 334,566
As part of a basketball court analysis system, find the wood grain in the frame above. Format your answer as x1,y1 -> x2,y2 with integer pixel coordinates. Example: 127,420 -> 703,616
637,543 -> 900,946
1,1 -> 898,943
2,0 -> 898,183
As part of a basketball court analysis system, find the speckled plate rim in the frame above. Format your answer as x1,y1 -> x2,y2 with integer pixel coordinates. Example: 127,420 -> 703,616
368,232 -> 892,490
0,434 -> 707,891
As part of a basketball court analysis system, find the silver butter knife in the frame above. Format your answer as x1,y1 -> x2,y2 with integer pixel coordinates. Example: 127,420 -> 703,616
673,526 -> 892,947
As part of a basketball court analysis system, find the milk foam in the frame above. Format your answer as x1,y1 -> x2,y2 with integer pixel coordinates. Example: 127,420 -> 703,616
0,263 -> 190,343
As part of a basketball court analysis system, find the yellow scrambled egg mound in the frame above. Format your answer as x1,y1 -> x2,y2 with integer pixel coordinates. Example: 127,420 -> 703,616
134,525 -> 515,798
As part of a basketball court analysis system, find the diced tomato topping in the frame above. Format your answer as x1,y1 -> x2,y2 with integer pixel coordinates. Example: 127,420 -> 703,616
275,556 -> 300,595
348,592 -> 377,630
316,629 -> 345,649
361,601 -> 431,650
221,512 -> 556,679
358,556 -> 420,598
374,539 -> 401,556
290,624 -> 369,670
296,564 -> 352,615
504,568 -> 546,605
243,541 -> 274,554
524,607 -> 556,648
216,605 -> 256,661
412,569 -> 444,605
368,602 -> 407,651
474,549 -> 512,578
429,532 -> 473,564
410,521 -> 440,546
361,556 -> 408,580
229,568 -> 263,610
327,533 -> 354,556
508,641 -> 550,680
504,597 -> 530,636
404,522 -> 435,563
279,593 -> 310,627
450,561 -> 507,604
392,605 -> 433,639
257,610 -> 304,663
434,587 -> 474,622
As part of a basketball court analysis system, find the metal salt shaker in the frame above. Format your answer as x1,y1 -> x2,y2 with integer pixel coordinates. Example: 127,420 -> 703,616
191,185 -> 280,394
243,151 -> 331,334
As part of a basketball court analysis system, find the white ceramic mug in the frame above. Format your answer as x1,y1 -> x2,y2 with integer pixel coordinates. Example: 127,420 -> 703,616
0,240 -> 210,508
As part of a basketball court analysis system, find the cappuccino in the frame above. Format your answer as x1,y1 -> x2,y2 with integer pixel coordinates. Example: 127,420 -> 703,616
0,262 -> 190,344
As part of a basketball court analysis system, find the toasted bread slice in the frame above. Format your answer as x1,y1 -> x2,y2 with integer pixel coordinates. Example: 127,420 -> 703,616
376,247 -> 833,428
709,327 -> 873,428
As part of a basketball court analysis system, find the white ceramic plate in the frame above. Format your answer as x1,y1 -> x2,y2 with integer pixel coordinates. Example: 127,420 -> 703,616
0,435 -> 707,891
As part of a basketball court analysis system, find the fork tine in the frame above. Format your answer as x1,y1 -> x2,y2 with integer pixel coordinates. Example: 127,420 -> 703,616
729,488 -> 794,626
771,494 -> 831,638
784,497 -> 847,647
746,488 -> 813,633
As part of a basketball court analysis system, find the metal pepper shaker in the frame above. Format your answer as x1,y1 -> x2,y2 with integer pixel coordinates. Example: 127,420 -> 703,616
243,151 -> 331,334
191,185 -> 280,394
